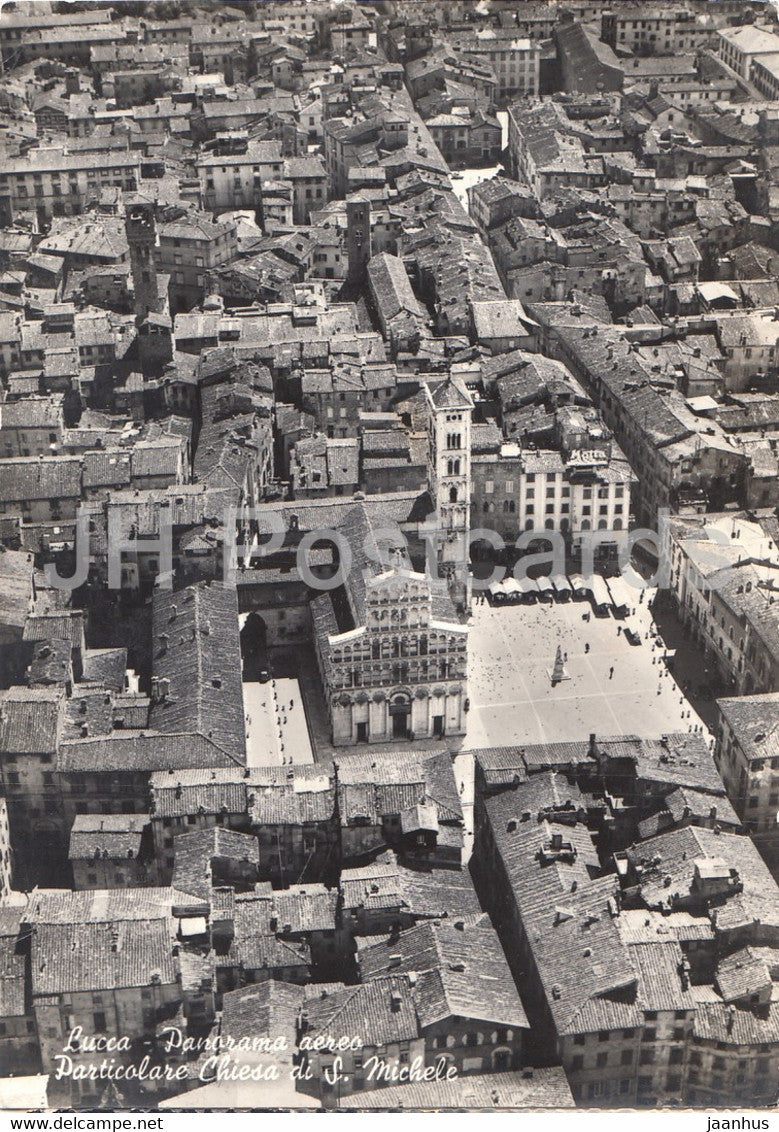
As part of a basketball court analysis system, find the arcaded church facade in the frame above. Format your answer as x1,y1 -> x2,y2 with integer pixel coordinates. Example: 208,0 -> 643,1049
311,377 -> 472,746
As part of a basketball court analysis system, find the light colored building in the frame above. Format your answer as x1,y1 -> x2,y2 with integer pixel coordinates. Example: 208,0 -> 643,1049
454,31 -> 540,102
157,212 -> 238,311
256,1 -> 320,40
717,24 -> 779,79
472,441 -> 633,563
197,142 -> 284,215
284,155 -> 328,224
751,52 -> 779,99
715,693 -> 779,869
715,312 -> 779,393
0,149 -> 140,225
665,513 -> 779,697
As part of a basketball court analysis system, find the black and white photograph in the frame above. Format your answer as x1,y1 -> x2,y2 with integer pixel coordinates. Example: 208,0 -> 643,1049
0,0 -> 777,1119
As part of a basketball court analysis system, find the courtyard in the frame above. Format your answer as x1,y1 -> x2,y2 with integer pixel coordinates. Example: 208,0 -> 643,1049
463,588 -> 713,750
243,674 -> 314,767
240,612 -> 314,767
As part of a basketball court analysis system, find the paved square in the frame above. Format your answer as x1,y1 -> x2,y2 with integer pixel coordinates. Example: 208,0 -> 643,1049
463,590 -> 710,749
244,676 -> 314,766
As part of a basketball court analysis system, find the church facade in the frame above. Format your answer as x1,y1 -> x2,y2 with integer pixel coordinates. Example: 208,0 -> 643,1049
311,376 -> 472,746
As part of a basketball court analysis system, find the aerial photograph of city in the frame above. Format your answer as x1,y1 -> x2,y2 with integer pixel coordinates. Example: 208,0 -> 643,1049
0,0 -> 778,1117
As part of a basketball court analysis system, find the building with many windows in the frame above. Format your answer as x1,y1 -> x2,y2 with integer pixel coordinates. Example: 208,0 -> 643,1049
474,740 -> 779,1109
665,513 -> 779,697
601,7 -> 710,56
0,149 -> 140,225
196,142 -> 285,215
471,442 -> 633,562
157,212 -> 237,312
715,692 -> 779,868
451,30 -> 541,102
717,24 -> 779,80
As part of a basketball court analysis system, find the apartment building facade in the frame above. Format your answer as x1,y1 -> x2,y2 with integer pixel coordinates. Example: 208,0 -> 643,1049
0,151 -> 141,225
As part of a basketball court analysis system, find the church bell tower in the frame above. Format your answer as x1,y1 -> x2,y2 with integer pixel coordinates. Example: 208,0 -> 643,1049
125,194 -> 173,376
425,374 -> 473,614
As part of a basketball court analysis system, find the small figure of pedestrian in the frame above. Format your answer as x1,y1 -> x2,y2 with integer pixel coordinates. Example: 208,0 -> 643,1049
609,666 -> 614,680
585,642 -> 590,653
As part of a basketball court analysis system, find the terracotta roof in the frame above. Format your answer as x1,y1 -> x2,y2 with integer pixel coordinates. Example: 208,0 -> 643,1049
717,694 -> 779,762
358,917 -> 528,1029
0,686 -> 62,755
715,946 -> 773,1004
150,582 -> 246,763
303,974 -> 419,1047
68,814 -> 149,861
32,919 -> 177,996
338,1067 -> 574,1109
340,850 -> 480,920
57,731 -> 237,773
